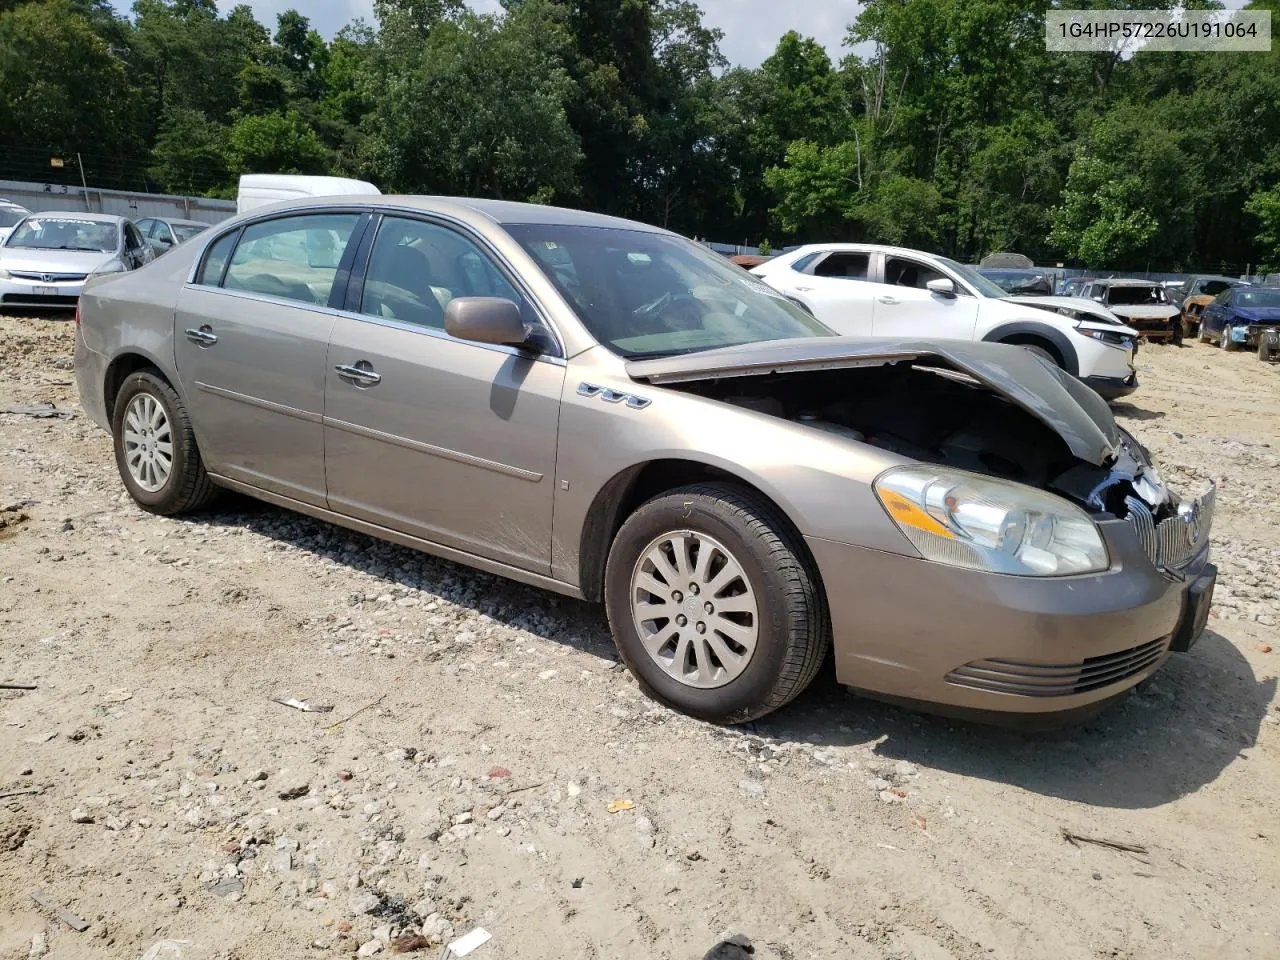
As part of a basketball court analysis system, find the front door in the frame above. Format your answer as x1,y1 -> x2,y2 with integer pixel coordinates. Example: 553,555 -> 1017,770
870,255 -> 980,340
173,211 -> 364,505
322,214 -> 564,573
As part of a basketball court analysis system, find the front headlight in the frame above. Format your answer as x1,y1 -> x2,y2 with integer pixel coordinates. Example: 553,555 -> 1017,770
873,466 -> 1109,577
1075,322 -> 1133,347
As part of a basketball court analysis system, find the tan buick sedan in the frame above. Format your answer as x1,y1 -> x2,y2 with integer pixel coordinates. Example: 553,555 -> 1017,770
74,196 -> 1217,724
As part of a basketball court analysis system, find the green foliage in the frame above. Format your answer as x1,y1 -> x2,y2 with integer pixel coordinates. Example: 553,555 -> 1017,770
226,109 -> 328,175
1246,186 -> 1280,273
0,0 -> 1278,273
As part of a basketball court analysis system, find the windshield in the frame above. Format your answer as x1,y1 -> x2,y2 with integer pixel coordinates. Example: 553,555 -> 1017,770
936,257 -> 1011,299
504,224 -> 832,358
173,223 -> 208,242
5,217 -> 119,252
0,207 -> 29,229
1105,285 -> 1169,306
1237,289 -> 1280,309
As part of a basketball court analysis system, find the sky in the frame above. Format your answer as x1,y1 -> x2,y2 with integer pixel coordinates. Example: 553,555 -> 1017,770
107,0 -> 867,67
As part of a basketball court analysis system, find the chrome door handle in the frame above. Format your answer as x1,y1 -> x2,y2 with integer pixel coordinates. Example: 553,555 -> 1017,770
877,296 -> 900,305
185,327 -> 218,346
794,285 -> 814,292
335,363 -> 381,386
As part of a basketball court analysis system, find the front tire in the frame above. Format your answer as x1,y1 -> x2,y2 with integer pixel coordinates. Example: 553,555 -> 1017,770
112,370 -> 218,515
1222,326 -> 1239,352
604,483 -> 830,724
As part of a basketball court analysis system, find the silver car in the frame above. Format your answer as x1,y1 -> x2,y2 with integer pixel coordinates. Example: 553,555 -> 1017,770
74,197 -> 1217,724
0,212 -> 153,309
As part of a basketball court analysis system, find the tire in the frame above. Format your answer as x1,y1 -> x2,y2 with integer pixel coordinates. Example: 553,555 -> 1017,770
1171,321 -> 1184,347
1222,326 -> 1239,352
1198,324 -> 1211,344
112,369 -> 219,515
603,483 -> 830,724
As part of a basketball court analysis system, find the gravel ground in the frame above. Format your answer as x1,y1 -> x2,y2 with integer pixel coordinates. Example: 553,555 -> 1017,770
0,315 -> 1277,960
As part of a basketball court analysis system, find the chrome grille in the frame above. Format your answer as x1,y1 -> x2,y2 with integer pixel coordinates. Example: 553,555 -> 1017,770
1125,485 -> 1214,576
946,637 -> 1169,698
10,271 -> 88,282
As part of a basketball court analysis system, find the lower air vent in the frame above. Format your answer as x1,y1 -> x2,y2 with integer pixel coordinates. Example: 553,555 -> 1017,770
946,637 -> 1170,698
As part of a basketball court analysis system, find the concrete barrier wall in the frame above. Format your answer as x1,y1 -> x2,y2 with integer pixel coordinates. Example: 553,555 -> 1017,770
0,179 -> 235,226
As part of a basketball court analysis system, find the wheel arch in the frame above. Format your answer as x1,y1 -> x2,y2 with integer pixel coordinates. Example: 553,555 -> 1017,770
104,349 -> 177,417
576,458 -> 819,604
981,321 -> 1080,376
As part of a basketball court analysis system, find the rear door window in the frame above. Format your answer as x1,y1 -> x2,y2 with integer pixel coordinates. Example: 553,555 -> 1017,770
196,231 -> 238,286
222,213 -> 361,306
813,252 -> 870,280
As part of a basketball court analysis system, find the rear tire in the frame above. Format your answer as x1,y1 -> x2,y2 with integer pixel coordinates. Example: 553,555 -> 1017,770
604,483 -> 830,724
112,370 -> 219,515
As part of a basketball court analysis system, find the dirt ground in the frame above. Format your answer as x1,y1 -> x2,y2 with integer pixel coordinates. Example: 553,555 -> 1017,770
0,315 -> 1277,960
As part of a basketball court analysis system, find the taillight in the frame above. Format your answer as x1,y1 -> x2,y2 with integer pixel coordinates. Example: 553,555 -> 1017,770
75,302 -> 81,326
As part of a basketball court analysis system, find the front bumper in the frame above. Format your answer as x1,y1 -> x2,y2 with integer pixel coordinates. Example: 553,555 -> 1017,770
0,275 -> 87,309
807,517 -> 1213,716
1082,371 -> 1138,400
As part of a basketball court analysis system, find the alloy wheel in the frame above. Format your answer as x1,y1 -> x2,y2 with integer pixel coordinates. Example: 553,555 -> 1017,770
629,530 -> 759,689
122,393 -> 174,493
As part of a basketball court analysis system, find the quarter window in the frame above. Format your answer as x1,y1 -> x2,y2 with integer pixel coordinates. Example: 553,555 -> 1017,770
359,217 -> 528,332
813,252 -> 869,280
197,231 -> 238,286
884,257 -> 947,290
223,213 -> 360,306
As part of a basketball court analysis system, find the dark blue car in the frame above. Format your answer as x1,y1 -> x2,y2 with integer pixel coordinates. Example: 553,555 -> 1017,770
1198,286 -> 1280,351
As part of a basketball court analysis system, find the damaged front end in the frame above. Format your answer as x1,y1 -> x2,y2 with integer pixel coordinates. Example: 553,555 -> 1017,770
628,337 -> 1213,582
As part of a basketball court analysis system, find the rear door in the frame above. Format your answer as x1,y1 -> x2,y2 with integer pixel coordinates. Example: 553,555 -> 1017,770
763,250 -> 876,334
322,213 -> 564,573
870,254 -> 980,339
173,210 -> 366,505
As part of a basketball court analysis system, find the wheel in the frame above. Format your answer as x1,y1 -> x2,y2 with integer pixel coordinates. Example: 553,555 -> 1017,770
1198,324 -> 1211,343
1170,320 -> 1184,346
112,369 -> 219,515
1222,326 -> 1239,352
603,483 -> 830,724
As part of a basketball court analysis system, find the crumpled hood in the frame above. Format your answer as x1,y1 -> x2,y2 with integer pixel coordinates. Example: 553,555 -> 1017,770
0,247 -> 119,274
1105,304 -> 1180,320
626,337 -> 1121,466
1004,294 -> 1136,332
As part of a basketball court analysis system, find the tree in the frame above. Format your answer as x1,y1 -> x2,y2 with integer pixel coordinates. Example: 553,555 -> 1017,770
1049,155 -> 1158,267
0,0 -> 144,169
148,107 -> 229,193
1246,187 -> 1280,272
226,109 -> 329,175
359,1 -> 580,201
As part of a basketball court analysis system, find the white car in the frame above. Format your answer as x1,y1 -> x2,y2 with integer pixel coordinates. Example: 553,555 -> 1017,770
0,199 -> 32,245
753,244 -> 1141,399
0,212 -> 154,310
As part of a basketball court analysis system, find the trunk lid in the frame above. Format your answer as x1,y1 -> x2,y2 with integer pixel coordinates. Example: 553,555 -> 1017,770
626,337 -> 1121,466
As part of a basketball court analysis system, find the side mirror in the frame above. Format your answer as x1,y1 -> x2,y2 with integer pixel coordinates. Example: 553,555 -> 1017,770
444,297 -> 530,348
927,277 -> 956,298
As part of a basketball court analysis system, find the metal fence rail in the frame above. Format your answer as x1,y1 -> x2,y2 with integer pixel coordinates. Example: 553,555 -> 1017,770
1,179 -> 235,226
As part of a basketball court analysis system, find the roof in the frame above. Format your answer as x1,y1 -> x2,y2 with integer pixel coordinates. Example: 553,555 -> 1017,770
249,194 -> 671,234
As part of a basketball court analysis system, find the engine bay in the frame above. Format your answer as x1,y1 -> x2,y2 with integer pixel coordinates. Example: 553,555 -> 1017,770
674,361 -> 1173,520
